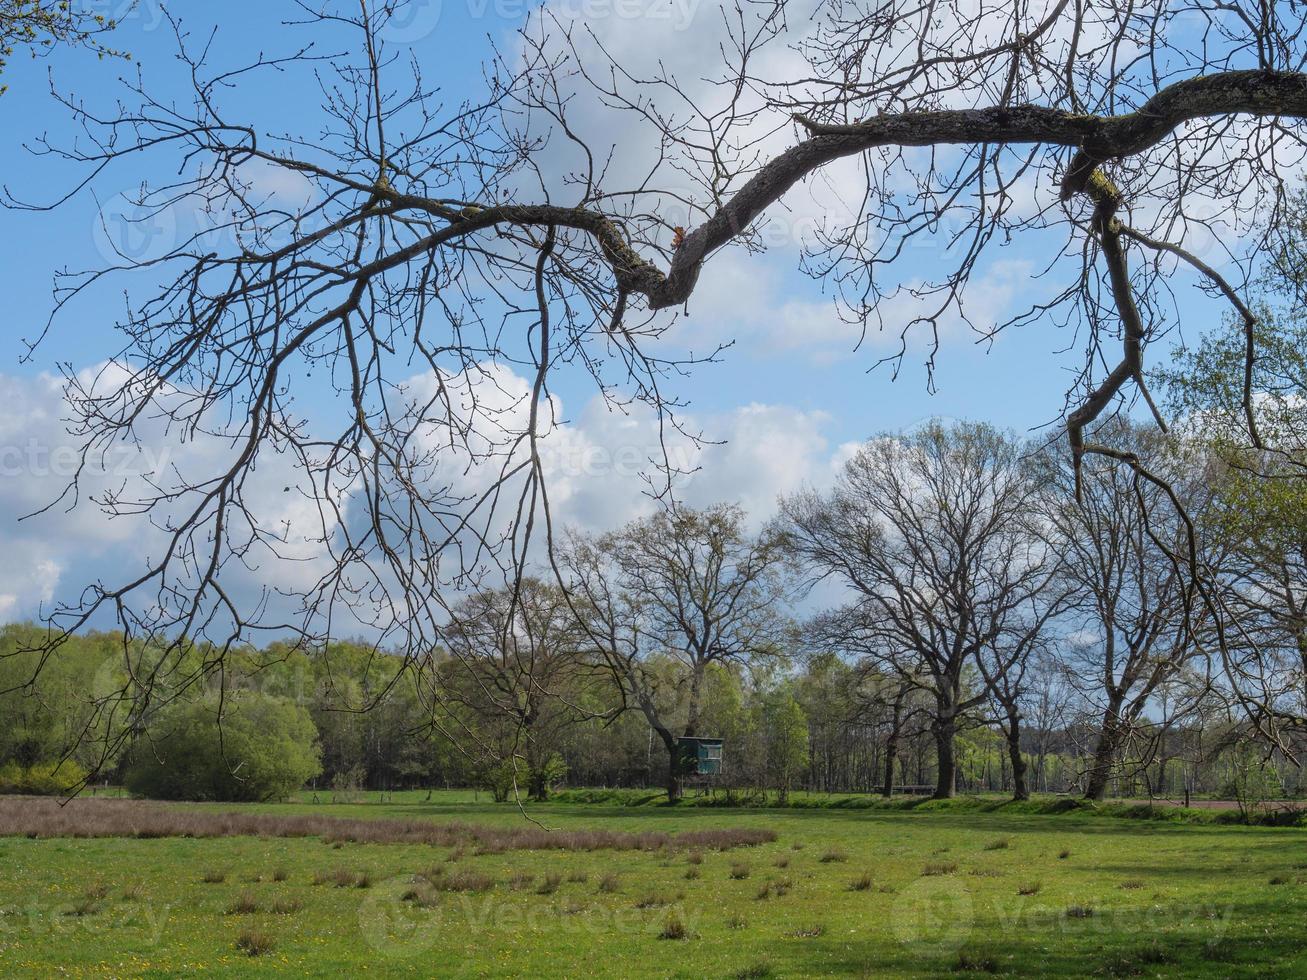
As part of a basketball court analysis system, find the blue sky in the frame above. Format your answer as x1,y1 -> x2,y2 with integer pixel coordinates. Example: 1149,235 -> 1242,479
0,1 -> 1230,622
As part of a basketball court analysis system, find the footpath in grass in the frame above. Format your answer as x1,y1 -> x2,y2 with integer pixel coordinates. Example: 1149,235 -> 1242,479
1,792 -> 1305,978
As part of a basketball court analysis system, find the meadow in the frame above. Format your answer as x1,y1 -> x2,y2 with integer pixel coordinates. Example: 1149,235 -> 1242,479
1,791 -> 1305,978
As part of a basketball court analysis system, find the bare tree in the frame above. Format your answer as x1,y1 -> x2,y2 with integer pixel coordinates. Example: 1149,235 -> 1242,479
975,596 -> 1069,801
1039,425 -> 1221,800
9,1 -> 1307,765
559,503 -> 793,800
782,421 -> 1055,798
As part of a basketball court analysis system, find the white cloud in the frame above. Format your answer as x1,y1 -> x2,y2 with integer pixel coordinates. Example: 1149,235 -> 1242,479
0,361 -> 848,622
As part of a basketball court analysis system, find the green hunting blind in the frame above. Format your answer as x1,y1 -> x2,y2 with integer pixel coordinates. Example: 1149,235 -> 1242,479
675,736 -> 724,776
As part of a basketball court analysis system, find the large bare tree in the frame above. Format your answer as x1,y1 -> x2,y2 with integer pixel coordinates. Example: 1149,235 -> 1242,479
782,421 -> 1055,798
1038,425 -> 1222,800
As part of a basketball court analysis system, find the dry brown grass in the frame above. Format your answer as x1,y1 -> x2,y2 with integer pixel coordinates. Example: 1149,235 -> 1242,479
0,797 -> 775,854
430,871 -> 495,893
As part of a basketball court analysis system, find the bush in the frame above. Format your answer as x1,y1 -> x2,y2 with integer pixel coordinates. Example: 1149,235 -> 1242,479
0,759 -> 88,795
123,691 -> 320,802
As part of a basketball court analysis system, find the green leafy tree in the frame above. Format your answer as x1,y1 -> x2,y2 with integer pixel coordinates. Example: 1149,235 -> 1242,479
761,689 -> 808,803
1160,195 -> 1307,735
124,691 -> 321,802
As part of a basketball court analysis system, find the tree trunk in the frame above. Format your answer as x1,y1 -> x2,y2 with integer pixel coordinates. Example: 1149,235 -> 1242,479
882,686 -> 907,797
932,715 -> 957,799
1083,709 -> 1123,802
684,662 -> 705,737
882,733 -> 898,798
656,730 -> 682,802
1006,713 -> 1028,802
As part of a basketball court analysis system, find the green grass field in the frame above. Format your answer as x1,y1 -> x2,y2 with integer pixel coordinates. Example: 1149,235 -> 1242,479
2,791 -> 1306,977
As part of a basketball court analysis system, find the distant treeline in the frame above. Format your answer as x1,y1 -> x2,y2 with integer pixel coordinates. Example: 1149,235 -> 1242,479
0,620 -> 1296,804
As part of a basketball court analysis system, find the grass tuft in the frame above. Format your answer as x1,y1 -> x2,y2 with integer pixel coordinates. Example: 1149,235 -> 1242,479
536,872 -> 562,895
659,911 -> 691,940
433,871 -> 494,893
225,892 -> 261,915
235,927 -> 275,957
65,896 -> 102,917
729,862 -> 751,879
850,872 -> 874,891
953,949 -> 1000,973
922,861 -> 959,876
788,923 -> 825,939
